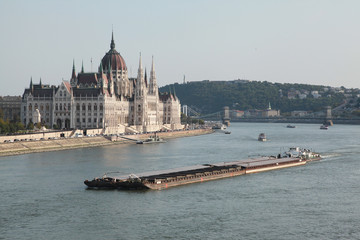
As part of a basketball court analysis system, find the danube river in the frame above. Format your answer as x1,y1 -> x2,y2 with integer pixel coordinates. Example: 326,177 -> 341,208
1,123 -> 360,240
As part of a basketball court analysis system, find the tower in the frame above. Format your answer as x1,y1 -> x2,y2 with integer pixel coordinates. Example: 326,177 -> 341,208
324,106 -> 333,126
70,60 -> 77,87
222,106 -> 230,127
134,53 -> 147,128
135,53 -> 145,97
101,31 -> 128,97
149,56 -> 158,96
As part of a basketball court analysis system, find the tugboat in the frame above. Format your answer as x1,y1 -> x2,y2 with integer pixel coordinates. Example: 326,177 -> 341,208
258,133 -> 267,141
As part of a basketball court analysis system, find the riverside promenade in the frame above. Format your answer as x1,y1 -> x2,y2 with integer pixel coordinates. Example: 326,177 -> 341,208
0,128 -> 214,157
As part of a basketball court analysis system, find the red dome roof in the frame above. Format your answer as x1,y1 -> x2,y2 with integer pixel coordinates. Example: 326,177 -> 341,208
101,34 -> 127,71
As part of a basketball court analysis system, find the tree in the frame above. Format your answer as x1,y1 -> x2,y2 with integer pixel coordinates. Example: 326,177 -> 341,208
0,119 -> 9,134
160,80 -> 345,115
35,122 -> 42,129
27,122 -> 34,130
180,113 -> 188,124
16,122 -> 25,131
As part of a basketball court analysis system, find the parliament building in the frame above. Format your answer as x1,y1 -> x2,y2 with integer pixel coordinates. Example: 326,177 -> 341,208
21,33 -> 182,134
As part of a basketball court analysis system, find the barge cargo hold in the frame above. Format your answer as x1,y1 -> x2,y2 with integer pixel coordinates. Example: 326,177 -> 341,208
84,148 -> 321,190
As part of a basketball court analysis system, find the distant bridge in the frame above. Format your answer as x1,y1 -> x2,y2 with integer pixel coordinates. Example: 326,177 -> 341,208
182,105 -> 230,125
182,105 -> 360,125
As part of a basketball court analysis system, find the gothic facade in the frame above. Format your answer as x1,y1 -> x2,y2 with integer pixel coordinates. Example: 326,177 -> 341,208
21,33 -> 182,133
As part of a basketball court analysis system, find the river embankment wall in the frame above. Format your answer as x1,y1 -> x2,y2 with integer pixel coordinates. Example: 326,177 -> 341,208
0,128 -> 213,157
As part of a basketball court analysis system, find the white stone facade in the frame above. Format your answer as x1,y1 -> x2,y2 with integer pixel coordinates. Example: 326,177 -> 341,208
21,34 -> 182,133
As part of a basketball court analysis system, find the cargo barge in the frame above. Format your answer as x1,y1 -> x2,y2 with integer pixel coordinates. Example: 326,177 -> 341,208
84,147 -> 321,190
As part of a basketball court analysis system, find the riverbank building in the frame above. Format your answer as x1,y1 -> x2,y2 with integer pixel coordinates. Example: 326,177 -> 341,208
21,33 -> 182,134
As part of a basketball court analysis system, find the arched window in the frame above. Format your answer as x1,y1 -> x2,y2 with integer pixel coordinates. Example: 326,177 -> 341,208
100,104 -> 103,111
82,104 -> 85,111
88,104 -> 91,111
46,104 -> 49,111
68,104 -> 71,111
94,103 -> 97,111
76,104 -> 80,111
40,104 -> 44,111
60,103 -> 62,111
55,104 -> 58,111
28,104 -> 32,111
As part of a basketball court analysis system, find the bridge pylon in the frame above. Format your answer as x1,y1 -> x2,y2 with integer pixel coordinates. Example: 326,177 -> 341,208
324,106 -> 333,126
222,106 -> 231,127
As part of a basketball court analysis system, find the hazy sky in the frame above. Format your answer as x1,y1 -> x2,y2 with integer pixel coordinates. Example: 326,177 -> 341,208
1,0 -> 359,96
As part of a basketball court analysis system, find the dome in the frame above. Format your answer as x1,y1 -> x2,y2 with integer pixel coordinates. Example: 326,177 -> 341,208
101,33 -> 127,71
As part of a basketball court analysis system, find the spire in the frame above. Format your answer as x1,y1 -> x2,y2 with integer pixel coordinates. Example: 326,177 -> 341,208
71,59 -> 76,79
151,55 -> 155,74
30,77 -> 33,89
149,55 -> 158,95
81,60 -> 84,73
137,52 -> 143,83
150,56 -> 156,82
39,78 -> 42,86
99,62 -> 103,74
110,31 -> 115,50
138,52 -> 143,71
136,53 -> 144,96
144,68 -> 147,87
173,86 -> 177,98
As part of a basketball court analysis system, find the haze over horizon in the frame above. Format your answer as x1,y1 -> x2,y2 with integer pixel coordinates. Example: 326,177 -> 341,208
1,0 -> 360,96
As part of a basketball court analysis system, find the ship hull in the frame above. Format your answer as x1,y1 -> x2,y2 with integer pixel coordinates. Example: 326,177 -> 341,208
144,168 -> 246,190
245,160 -> 306,174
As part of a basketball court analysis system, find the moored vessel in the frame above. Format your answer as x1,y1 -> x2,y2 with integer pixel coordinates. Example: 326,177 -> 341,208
136,135 -> 165,144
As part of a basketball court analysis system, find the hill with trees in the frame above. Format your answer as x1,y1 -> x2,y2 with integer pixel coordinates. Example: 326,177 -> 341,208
159,80 -> 346,115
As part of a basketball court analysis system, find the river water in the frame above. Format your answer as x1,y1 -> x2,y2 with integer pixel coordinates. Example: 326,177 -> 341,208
1,123 -> 360,240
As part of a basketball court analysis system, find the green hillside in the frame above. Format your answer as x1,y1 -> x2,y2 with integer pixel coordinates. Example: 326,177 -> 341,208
159,80 -> 345,115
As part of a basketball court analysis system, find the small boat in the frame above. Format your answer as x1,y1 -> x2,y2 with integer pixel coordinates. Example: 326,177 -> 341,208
136,135 -> 165,144
320,125 -> 328,130
258,133 -> 267,141
287,125 -> 296,128
224,131 -> 231,134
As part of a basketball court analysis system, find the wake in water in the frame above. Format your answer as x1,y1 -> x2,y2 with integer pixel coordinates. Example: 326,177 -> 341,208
320,152 -> 342,160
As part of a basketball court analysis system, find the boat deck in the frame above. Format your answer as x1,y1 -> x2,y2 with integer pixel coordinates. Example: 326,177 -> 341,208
108,156 -> 301,181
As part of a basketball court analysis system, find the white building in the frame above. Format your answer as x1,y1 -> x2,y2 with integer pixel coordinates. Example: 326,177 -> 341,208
21,33 -> 182,133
